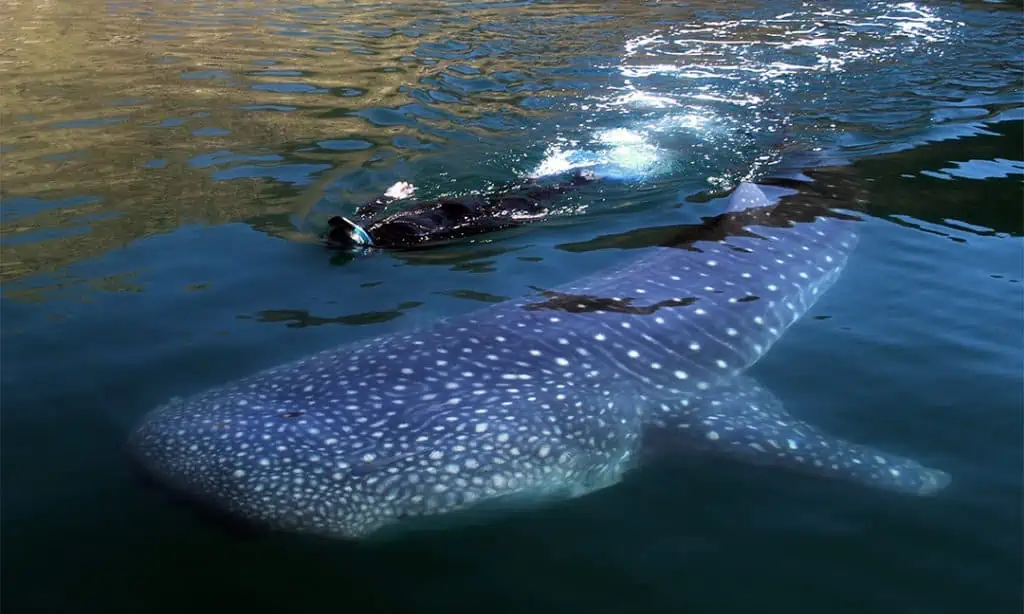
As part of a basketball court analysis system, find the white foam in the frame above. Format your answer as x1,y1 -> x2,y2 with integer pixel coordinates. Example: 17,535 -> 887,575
528,127 -> 667,181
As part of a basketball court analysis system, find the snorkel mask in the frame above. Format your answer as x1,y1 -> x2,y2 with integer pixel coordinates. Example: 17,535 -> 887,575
326,216 -> 375,253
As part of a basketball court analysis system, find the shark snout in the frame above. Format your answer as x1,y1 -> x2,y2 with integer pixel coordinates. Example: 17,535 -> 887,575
125,392 -> 405,536
128,396 -> 261,499
127,394 -> 362,533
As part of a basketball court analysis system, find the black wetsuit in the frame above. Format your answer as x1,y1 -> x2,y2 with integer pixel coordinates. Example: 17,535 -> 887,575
325,170 -> 596,250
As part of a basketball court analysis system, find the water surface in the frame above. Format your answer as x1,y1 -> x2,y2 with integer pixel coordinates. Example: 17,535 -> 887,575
1,1 -> 1021,612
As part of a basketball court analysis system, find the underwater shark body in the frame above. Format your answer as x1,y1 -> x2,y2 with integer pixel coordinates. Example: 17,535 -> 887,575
128,166 -> 951,540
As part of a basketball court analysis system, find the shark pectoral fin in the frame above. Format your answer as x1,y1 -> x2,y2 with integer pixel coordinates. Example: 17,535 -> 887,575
644,376 -> 951,496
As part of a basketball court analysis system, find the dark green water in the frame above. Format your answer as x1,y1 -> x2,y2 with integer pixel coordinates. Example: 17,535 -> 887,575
2,1 -> 1021,612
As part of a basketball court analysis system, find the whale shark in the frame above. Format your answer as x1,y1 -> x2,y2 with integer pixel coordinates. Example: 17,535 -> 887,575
127,164 -> 950,540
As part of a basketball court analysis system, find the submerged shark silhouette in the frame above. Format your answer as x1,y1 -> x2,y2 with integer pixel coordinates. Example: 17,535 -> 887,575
128,163 -> 950,540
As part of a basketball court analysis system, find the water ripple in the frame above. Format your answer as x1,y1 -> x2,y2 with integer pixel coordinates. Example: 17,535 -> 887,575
0,1 -> 1020,611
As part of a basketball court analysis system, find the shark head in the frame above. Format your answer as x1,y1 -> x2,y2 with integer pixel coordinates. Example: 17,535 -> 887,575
128,329 -> 641,539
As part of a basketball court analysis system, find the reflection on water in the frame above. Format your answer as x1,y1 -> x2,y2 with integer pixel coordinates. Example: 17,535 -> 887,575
0,0 -> 642,284
1,0 -> 1022,612
3,0 -> 1020,293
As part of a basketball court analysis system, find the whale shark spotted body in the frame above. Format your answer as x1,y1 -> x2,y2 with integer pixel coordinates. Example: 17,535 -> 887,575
128,165 -> 951,540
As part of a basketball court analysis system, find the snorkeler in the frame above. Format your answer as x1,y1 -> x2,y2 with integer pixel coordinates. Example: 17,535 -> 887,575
324,169 -> 598,251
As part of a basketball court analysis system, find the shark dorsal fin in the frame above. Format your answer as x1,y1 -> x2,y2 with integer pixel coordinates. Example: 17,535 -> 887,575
725,182 -> 772,214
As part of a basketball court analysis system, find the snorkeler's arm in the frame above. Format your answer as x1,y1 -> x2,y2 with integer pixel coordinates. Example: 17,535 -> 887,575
490,168 -> 597,200
483,169 -> 596,217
